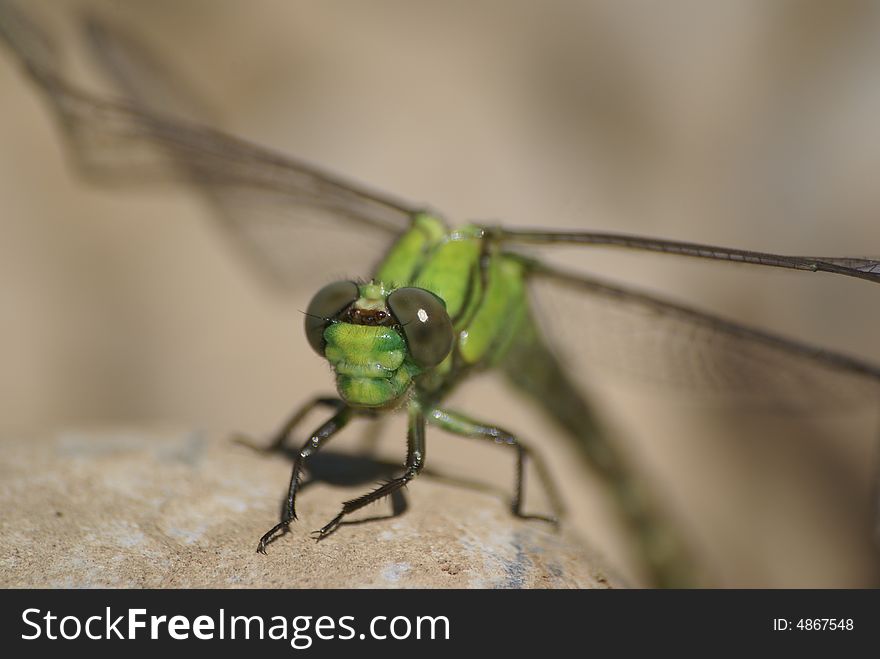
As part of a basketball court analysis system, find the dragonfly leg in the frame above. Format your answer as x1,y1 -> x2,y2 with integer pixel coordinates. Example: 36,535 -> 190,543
426,407 -> 564,524
234,396 -> 344,453
257,403 -> 352,553
311,403 -> 426,540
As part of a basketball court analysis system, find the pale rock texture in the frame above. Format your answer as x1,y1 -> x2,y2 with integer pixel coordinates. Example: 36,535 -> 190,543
0,431 -> 622,588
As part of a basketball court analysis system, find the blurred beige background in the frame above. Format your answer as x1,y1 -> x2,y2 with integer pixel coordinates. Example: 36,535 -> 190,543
2,0 -> 880,586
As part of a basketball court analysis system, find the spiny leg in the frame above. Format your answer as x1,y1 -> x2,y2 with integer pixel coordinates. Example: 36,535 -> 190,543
312,402 -> 425,540
427,407 -> 563,524
234,396 -> 344,453
257,404 -> 352,553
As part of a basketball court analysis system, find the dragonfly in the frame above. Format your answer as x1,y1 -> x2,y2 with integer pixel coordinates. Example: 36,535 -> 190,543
3,1 -> 880,587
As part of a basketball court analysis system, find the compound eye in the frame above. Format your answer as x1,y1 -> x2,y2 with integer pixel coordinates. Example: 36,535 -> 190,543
305,281 -> 360,354
387,287 -> 453,368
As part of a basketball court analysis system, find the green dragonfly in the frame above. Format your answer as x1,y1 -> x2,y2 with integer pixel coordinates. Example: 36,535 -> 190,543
3,1 -> 880,587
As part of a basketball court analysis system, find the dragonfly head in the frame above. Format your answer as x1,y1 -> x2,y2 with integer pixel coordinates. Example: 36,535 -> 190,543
304,280 -> 454,408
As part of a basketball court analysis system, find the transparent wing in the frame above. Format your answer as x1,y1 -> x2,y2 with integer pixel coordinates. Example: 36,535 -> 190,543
491,228 -> 880,287
517,256 -> 880,412
0,1 -> 426,292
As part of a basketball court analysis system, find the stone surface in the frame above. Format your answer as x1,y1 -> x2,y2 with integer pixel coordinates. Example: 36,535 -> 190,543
0,430 -> 622,588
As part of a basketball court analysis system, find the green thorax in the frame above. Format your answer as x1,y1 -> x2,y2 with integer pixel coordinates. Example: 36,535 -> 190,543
323,212 -> 529,407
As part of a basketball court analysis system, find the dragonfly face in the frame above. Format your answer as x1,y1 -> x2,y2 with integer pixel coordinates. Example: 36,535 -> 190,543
304,279 -> 453,408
